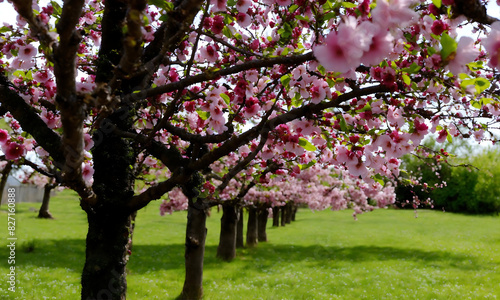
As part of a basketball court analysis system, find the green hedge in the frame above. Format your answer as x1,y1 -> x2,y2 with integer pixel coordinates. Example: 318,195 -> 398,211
396,147 -> 500,215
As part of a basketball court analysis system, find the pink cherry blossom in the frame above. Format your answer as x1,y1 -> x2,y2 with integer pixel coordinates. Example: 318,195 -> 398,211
236,13 -> 251,28
3,142 -> 26,160
482,22 -> 500,68
372,0 -> 418,28
359,23 -> 393,66
211,0 -> 227,12
236,0 -> 251,12
446,37 -> 479,75
17,44 -> 36,61
200,45 -> 219,63
314,17 -> 370,73
0,129 -> 9,145
82,162 -> 94,186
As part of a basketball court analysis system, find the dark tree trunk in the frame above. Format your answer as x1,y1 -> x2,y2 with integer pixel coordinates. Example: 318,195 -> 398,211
246,207 -> 258,247
180,201 -> 207,300
272,206 -> 280,227
291,205 -> 298,221
280,205 -> 286,227
285,202 -> 293,224
82,102 -> 137,299
81,209 -> 134,300
0,161 -> 13,206
236,207 -> 244,248
38,183 -> 55,219
257,208 -> 269,242
216,203 -> 238,261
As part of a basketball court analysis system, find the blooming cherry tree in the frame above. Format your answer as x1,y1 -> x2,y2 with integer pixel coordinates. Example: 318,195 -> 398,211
1,0 -> 500,298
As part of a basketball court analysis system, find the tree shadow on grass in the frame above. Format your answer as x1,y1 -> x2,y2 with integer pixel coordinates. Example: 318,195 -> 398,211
3,238 -> 493,275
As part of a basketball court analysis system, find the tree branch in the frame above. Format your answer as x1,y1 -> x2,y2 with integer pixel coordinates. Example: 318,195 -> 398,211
126,52 -> 315,101
453,0 -> 499,25
0,86 -> 65,165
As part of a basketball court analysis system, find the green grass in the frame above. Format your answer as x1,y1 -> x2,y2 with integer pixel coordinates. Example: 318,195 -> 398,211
1,190 -> 500,299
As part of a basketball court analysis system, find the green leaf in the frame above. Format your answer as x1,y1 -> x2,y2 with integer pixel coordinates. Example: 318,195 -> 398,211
341,2 -> 358,8
298,138 -> 317,151
446,132 -> 452,143
432,0 -> 442,8
403,62 -> 422,74
372,173 -> 385,186
355,103 -> 371,113
402,73 -> 411,86
280,74 -> 291,88
289,4 -> 299,12
291,93 -> 302,107
339,116 -> 348,132
474,77 -> 490,93
440,33 -> 457,60
50,1 -> 62,16
220,93 -> 230,105
197,110 -> 210,121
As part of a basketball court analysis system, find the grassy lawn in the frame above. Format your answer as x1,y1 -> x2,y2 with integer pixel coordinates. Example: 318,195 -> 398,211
1,189 -> 500,299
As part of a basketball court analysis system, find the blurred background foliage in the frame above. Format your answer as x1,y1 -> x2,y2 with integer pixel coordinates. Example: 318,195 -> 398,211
396,138 -> 500,215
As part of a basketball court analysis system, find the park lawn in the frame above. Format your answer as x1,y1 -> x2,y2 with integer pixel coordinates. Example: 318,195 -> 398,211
0,190 -> 499,299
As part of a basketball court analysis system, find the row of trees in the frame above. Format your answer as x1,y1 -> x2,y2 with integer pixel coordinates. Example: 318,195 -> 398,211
1,0 -> 500,298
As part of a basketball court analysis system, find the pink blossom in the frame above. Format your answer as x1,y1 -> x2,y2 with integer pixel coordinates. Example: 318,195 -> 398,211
3,142 -> 25,160
200,45 -> 219,63
372,0 -> 418,28
236,12 -> 251,28
17,44 -> 36,61
84,133 -> 94,151
436,129 -> 448,143
314,18 -> 370,73
276,0 -> 291,5
0,129 -> 9,145
236,0 -> 251,12
359,23 -> 393,66
41,108 -> 61,129
473,129 -> 484,142
387,107 -> 405,128
483,22 -> 500,68
82,162 -> 94,186
211,0 -> 227,12
446,37 -> 479,75
33,70 -> 51,84
211,15 -> 225,35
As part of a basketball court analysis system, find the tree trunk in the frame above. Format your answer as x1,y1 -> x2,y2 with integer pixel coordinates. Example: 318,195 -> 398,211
38,183 -> 55,219
285,202 -> 293,224
280,205 -> 286,227
272,206 -> 280,227
180,202 -> 207,300
0,161 -> 13,206
82,105 -> 137,299
236,207 -> 244,248
257,208 -> 269,242
291,205 -> 298,221
216,203 -> 238,261
81,209 -> 134,300
246,207 -> 258,247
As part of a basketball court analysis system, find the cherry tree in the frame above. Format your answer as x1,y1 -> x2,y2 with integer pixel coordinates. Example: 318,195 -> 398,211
1,0 -> 500,299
